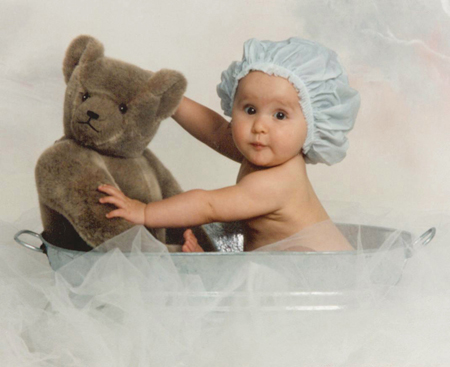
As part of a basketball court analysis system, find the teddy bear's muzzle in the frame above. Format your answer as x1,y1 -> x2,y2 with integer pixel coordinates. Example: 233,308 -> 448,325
78,110 -> 100,133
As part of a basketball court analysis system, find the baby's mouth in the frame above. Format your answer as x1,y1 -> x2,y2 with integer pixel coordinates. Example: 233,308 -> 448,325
78,118 -> 100,133
250,142 -> 266,149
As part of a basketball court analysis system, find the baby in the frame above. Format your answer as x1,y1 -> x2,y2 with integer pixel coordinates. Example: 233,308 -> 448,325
98,38 -> 360,252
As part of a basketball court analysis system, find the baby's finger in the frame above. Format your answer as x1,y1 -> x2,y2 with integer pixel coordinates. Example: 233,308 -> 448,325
99,195 -> 125,208
98,184 -> 124,197
106,208 -> 126,219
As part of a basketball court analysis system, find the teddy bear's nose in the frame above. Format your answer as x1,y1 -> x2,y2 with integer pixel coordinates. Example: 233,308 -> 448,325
87,111 -> 100,120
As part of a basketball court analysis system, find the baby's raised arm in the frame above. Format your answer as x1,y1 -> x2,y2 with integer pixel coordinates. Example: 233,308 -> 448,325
172,97 -> 243,162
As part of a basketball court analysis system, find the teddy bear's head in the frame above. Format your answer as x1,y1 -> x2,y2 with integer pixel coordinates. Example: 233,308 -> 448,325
62,35 -> 186,158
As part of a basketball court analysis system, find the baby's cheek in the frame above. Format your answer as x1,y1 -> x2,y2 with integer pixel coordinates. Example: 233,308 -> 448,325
231,125 -> 243,143
280,137 -> 302,157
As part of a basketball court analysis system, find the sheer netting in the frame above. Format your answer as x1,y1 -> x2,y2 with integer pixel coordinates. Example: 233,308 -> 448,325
1,204 -> 450,366
254,219 -> 353,252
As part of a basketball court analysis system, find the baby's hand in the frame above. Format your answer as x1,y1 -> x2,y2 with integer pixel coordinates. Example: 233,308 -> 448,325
98,184 -> 146,225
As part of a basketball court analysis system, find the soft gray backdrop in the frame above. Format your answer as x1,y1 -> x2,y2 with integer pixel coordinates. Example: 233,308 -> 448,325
2,0 -> 449,223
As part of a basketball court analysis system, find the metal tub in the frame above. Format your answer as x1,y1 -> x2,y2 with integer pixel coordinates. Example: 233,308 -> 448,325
14,223 -> 436,311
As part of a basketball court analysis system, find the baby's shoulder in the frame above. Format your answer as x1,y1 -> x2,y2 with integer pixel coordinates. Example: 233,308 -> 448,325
264,155 -> 305,181
240,158 -> 304,193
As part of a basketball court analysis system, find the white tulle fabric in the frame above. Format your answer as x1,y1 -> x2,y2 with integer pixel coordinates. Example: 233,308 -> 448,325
1,205 -> 450,366
254,219 -> 351,252
216,38 -> 361,165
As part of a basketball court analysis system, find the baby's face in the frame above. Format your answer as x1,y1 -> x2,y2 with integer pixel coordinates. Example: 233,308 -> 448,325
231,71 -> 307,167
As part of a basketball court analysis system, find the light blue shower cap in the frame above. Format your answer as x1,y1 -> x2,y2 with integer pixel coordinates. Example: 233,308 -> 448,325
217,38 -> 361,165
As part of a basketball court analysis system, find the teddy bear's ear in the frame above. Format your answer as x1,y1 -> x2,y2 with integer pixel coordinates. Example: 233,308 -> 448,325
63,35 -> 104,84
146,69 -> 187,121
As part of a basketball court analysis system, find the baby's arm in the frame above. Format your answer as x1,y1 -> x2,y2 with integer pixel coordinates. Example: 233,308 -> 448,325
172,97 -> 243,162
98,169 -> 286,228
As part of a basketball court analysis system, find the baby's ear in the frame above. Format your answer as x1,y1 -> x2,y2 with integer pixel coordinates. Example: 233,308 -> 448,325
63,35 -> 104,84
146,69 -> 187,121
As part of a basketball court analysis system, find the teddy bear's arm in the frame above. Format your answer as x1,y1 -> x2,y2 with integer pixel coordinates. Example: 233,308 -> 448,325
36,141 -> 135,247
142,149 -> 183,199
142,148 -> 215,250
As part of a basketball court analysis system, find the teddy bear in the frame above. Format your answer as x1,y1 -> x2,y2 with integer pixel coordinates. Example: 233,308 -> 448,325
35,35 -> 213,252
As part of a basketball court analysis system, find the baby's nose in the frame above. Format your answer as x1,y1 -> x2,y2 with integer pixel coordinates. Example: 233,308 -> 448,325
252,116 -> 268,133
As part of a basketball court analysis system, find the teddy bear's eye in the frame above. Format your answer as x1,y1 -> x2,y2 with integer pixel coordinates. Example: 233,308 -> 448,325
119,103 -> 128,114
82,92 -> 91,102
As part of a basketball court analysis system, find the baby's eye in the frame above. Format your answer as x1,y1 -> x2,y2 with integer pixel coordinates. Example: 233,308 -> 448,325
244,106 -> 256,115
82,92 -> 91,102
274,112 -> 286,120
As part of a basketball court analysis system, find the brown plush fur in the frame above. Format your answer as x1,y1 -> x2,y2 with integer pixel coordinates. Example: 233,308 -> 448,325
36,35 -> 212,251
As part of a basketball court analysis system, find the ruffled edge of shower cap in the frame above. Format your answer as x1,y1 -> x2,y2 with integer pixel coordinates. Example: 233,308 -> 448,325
216,38 -> 361,165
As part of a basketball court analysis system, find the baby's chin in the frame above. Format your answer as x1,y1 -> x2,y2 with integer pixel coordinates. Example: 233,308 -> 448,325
248,153 -> 304,168
246,157 -> 287,169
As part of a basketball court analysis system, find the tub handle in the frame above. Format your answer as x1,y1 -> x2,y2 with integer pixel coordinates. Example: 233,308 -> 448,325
406,227 -> 436,258
14,230 -> 46,253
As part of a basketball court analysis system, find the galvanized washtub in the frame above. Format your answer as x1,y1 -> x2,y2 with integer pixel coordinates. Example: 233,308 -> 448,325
14,223 -> 436,311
